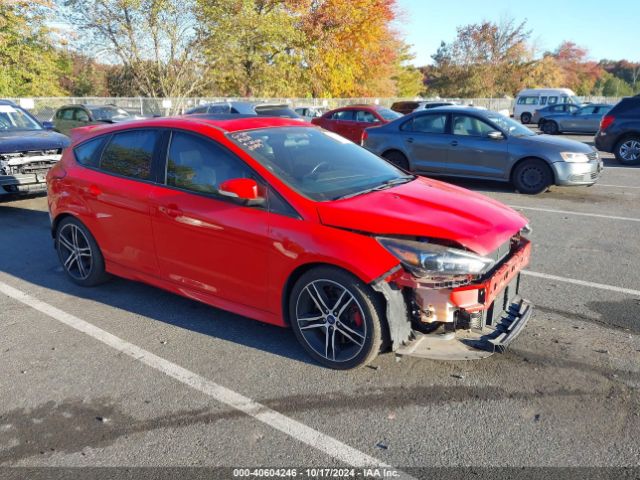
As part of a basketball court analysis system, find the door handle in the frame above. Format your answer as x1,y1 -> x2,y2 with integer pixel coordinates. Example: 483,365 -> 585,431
406,137 -> 414,143
450,140 -> 458,147
160,204 -> 183,218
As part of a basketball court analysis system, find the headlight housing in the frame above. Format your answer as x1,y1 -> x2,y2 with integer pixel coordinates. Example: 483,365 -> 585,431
560,152 -> 589,163
377,237 -> 494,285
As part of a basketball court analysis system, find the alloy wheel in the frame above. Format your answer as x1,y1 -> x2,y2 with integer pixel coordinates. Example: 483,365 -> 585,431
620,140 -> 640,162
295,279 -> 367,363
58,223 -> 93,281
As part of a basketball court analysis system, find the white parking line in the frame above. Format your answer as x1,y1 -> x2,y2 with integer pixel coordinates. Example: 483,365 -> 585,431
0,280 -> 408,474
508,205 -> 640,222
523,271 -> 640,297
596,184 -> 640,189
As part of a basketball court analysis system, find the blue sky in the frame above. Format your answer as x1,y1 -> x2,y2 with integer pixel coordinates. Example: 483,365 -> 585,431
396,0 -> 640,66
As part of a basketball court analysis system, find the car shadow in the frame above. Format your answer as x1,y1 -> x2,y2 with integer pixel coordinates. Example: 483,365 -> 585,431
0,203 -> 314,366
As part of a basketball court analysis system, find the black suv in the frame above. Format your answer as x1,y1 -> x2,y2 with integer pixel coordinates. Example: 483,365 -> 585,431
595,95 -> 640,165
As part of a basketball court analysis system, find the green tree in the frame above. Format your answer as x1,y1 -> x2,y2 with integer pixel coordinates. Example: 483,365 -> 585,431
0,1 -> 68,96
391,43 -> 424,97
196,0 -> 307,97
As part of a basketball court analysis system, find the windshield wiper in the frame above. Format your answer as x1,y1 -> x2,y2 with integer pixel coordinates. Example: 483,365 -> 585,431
335,175 -> 415,200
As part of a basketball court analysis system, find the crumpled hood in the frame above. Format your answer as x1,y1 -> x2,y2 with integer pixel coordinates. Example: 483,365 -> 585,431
316,177 -> 528,256
0,130 -> 70,154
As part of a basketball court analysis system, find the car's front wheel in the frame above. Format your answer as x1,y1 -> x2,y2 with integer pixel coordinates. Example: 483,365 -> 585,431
56,217 -> 110,286
289,267 -> 385,369
614,136 -> 640,165
512,159 -> 553,194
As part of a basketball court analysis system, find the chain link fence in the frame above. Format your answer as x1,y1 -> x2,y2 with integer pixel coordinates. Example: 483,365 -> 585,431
4,96 -> 624,122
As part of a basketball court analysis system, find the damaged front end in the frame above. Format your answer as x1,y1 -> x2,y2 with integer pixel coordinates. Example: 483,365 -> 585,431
0,150 -> 62,196
373,231 -> 532,360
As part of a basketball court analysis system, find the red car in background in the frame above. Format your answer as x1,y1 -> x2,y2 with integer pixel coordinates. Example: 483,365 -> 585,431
48,116 -> 532,369
311,104 -> 402,143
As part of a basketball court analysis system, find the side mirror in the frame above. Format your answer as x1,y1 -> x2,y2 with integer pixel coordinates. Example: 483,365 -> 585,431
218,178 -> 265,206
41,121 -> 54,130
487,131 -> 504,140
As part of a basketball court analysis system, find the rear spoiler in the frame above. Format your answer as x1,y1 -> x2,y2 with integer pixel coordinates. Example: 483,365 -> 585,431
68,124 -> 104,144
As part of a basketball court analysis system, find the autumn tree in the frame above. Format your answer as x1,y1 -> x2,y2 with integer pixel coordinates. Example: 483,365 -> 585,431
429,18 -> 532,97
549,41 -> 604,95
0,0 -> 68,96
196,0 -> 307,97
61,0 -> 210,107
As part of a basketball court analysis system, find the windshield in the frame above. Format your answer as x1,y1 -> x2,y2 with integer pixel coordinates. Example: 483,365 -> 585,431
228,127 -> 412,201
486,113 -> 535,137
0,105 -> 42,131
88,106 -> 130,121
377,108 -> 402,121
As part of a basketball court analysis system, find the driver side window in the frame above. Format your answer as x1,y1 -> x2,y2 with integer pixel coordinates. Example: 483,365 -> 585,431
452,115 -> 495,137
166,131 -> 257,195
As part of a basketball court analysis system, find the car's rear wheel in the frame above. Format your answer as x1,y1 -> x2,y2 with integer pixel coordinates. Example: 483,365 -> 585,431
289,267 -> 384,370
382,150 -> 410,171
56,217 -> 110,286
520,112 -> 532,124
614,136 -> 640,165
542,121 -> 559,135
512,159 -> 553,194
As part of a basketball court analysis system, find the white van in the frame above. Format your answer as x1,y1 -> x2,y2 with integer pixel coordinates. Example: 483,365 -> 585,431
513,88 -> 581,124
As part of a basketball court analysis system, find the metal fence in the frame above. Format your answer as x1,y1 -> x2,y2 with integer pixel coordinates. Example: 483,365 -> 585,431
5,96 -> 624,122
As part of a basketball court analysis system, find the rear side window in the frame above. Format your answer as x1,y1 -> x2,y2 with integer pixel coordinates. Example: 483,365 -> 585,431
74,137 -> 105,168
354,110 -> 378,123
548,96 -> 558,105
402,114 -> 447,134
331,110 -> 354,121
100,130 -> 158,180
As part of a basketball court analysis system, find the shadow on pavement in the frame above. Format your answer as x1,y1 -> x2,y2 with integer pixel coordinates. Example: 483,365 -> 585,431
0,203 -> 314,367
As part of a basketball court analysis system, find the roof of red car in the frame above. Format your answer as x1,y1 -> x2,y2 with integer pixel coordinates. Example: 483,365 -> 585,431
69,115 -> 312,143
327,104 -> 386,112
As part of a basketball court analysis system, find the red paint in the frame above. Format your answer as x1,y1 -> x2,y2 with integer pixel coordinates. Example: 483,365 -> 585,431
311,105 -> 393,143
48,116 -> 529,328
219,178 -> 260,200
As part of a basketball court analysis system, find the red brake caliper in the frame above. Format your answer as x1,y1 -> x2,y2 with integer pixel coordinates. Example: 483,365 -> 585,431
352,307 -> 363,327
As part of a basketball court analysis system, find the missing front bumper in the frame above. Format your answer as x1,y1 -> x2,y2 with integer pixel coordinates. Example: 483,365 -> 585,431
395,296 -> 533,360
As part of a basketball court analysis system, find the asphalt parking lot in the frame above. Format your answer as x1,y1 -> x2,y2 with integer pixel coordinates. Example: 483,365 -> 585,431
1,131 -> 639,475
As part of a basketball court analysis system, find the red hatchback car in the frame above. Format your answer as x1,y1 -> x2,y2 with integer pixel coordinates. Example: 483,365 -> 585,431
47,116 -> 532,369
311,104 -> 402,143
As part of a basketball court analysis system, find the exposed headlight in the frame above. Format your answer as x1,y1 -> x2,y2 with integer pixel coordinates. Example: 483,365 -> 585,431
377,237 -> 494,280
560,152 -> 589,162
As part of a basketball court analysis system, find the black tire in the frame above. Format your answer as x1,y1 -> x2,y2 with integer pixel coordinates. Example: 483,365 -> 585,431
520,112 -> 532,124
512,159 -> 553,195
614,136 -> 640,165
382,150 -> 410,171
56,217 -> 110,287
289,266 -> 385,370
542,121 -> 559,135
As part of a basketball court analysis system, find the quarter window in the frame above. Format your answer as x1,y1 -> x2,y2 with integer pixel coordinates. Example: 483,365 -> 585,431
100,130 -> 158,180
74,137 -> 104,168
166,131 -> 254,194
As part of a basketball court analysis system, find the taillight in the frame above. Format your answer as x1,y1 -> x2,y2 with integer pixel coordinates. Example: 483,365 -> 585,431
600,115 -> 615,131
361,129 -> 369,145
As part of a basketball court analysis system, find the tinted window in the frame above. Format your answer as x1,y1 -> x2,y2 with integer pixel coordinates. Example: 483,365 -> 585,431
228,127 -> 410,202
331,110 -> 354,121
61,109 -> 74,120
547,96 -> 558,105
354,110 -> 378,123
403,114 -> 447,134
452,115 -> 495,137
255,107 -> 300,118
595,106 -> 612,114
376,108 -> 402,121
540,96 -> 548,105
75,109 -> 90,122
100,130 -> 158,180
74,137 -> 105,168
577,106 -> 597,115
209,104 -> 231,114
567,104 -> 579,112
167,131 -> 254,194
